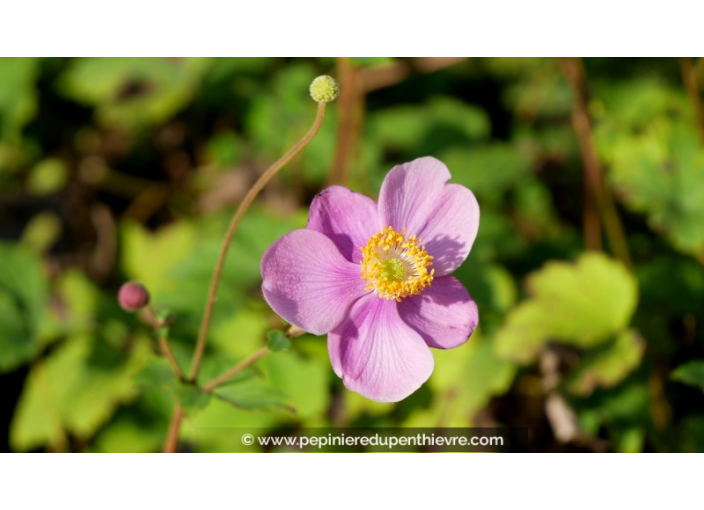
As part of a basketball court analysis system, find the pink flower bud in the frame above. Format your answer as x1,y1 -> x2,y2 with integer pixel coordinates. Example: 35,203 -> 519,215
118,281 -> 150,312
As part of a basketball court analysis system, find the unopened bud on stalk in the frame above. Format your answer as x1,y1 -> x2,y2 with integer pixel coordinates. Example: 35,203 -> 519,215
309,75 -> 339,103
118,281 -> 150,312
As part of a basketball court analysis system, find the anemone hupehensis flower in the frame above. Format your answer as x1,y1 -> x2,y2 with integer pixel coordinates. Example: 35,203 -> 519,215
261,157 -> 480,402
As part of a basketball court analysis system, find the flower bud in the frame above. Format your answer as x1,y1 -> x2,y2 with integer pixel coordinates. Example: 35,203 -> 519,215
118,281 -> 150,312
309,75 -> 339,103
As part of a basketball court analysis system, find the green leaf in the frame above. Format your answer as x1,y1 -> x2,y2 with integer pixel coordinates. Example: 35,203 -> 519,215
136,357 -> 213,415
213,379 -> 294,413
438,143 -> 531,204
0,242 -> 48,371
21,212 -> 62,255
134,357 -> 180,391
261,350 -> 330,419
0,57 -> 40,140
121,220 -> 197,301
266,330 -> 291,352
566,329 -> 645,395
495,253 -> 638,363
594,80 -> 704,258
671,360 -> 704,392
59,57 -> 211,130
405,331 -> 517,427
176,384 -> 211,413
10,334 -> 151,451
0,292 -> 32,371
349,57 -> 395,67
27,158 -> 68,195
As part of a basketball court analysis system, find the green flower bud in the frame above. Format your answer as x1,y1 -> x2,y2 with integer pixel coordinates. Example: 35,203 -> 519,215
309,75 -> 339,103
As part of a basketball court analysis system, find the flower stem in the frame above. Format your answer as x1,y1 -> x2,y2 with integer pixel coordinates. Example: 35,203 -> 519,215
142,305 -> 183,380
158,336 -> 184,380
163,405 -> 184,453
143,306 -> 184,379
188,101 -> 328,382
202,347 -> 270,392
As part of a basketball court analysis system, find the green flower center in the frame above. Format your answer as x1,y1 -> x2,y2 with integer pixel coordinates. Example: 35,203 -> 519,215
380,258 -> 406,282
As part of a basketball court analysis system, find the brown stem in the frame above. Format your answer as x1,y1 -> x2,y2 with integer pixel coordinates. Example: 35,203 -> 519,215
561,57 -> 603,252
681,57 -> 704,143
158,336 -> 184,380
163,405 -> 184,453
188,102 -> 328,382
328,57 -> 359,187
142,306 -> 184,379
561,58 -> 632,266
202,347 -> 270,392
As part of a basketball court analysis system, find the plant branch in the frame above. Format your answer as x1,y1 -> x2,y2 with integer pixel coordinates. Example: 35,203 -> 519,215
158,336 -> 183,380
202,347 -> 270,392
143,306 -> 184,379
561,57 -> 631,267
561,57 -> 603,252
188,101 -> 328,382
162,405 -> 184,453
681,57 -> 704,143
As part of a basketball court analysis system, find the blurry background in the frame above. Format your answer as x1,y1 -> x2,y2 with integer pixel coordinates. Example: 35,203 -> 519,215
1,57 -> 703,452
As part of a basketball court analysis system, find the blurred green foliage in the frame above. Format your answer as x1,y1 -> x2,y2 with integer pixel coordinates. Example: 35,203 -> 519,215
1,57 -> 704,453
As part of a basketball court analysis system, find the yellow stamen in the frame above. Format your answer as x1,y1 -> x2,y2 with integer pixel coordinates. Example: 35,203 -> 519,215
360,226 -> 434,301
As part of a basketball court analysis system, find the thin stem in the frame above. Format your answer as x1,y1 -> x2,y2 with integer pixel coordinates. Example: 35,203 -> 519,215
163,405 -> 184,453
561,57 -> 603,252
681,57 -> 704,143
328,57 -> 358,187
188,101 -> 328,382
143,306 -> 184,379
158,336 -> 184,380
202,347 -> 270,392
561,57 -> 631,267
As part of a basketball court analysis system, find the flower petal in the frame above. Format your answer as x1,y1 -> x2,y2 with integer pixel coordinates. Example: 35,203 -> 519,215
261,229 -> 367,335
328,293 -> 434,402
378,156 -> 450,236
398,276 -> 478,349
378,156 -> 479,276
307,186 -> 380,263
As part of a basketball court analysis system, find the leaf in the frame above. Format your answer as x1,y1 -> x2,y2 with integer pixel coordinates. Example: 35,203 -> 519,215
439,143 -> 531,204
594,80 -> 704,257
369,98 -> 490,156
0,57 -> 40,140
405,331 -> 517,427
134,357 -> 180,392
121,220 -> 197,302
349,57 -> 395,67
213,379 -> 294,413
261,350 -> 330,419
20,212 -> 62,255
671,360 -> 704,392
176,384 -> 211,413
266,330 -> 291,352
0,292 -> 33,371
27,158 -> 68,195
0,242 -> 48,371
495,253 -> 638,363
10,334 -> 151,451
136,357 -> 213,415
567,329 -> 645,395
59,57 -> 211,130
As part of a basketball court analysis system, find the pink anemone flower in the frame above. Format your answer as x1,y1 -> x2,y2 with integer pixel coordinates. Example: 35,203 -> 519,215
261,157 -> 480,402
